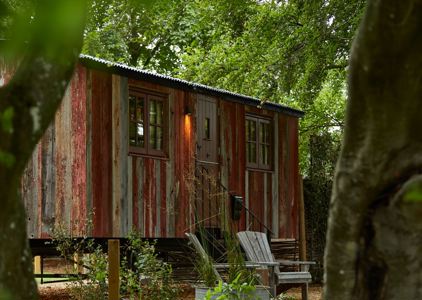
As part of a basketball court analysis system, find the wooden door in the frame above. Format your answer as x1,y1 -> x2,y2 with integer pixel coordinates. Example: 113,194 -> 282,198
195,95 -> 220,229
196,95 -> 217,163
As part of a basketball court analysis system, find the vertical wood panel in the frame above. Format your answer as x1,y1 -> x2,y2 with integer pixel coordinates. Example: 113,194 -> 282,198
112,75 -> 129,237
127,156 -> 133,232
132,157 -> 138,229
91,70 -> 112,237
54,87 -> 72,236
85,69 -> 93,235
155,160 -> 161,237
288,117 -> 299,239
272,114 -> 279,237
71,65 -> 87,235
22,146 -> 40,238
166,90 -> 176,237
136,158 -> 145,236
160,160 -> 167,237
41,126 -> 55,235
278,115 -> 287,238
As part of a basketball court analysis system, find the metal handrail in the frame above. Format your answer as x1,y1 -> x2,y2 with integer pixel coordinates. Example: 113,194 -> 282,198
194,163 -> 273,237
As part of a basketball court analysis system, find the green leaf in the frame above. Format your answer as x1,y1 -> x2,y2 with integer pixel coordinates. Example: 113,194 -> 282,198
404,186 -> 422,203
0,150 -> 15,168
1,107 -> 14,133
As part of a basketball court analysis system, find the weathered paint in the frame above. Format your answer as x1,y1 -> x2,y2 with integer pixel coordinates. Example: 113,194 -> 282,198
71,65 -> 87,235
91,70 -> 113,237
20,63 -> 301,240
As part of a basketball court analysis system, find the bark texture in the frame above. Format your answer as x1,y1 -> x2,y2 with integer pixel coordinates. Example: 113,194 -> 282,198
0,1 -> 86,299
324,1 -> 422,299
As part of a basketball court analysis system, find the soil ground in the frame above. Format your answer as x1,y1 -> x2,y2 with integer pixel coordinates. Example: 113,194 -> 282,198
38,258 -> 322,299
39,283 -> 322,300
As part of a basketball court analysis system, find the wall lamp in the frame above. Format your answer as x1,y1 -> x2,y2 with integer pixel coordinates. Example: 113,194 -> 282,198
185,106 -> 192,116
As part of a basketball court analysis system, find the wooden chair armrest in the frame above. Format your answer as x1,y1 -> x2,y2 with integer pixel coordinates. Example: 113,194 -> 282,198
213,263 -> 262,269
253,261 -> 280,267
276,259 -> 316,265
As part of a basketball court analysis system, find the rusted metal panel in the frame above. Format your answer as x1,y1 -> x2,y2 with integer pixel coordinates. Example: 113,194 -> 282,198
272,114 -> 279,237
288,116 -> 299,239
91,70 -> 113,237
19,62 -> 301,242
155,160 -> 160,237
111,74 -> 129,237
41,125 -> 55,235
53,86 -> 73,236
166,89 -> 176,237
85,69 -> 93,236
278,115 -> 300,239
21,145 -> 41,238
70,65 -> 87,235
219,100 -> 246,230
160,160 -> 167,237
174,90 -> 195,237
127,155 -> 133,232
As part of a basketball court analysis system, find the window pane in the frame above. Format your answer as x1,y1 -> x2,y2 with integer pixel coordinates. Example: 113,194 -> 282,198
260,122 -> 270,143
129,122 -> 137,146
137,122 -> 145,147
150,100 -> 157,124
156,127 -> 163,150
136,97 -> 144,122
248,142 -> 256,163
149,125 -> 156,148
261,144 -> 269,166
205,118 -> 210,139
156,101 -> 163,125
129,96 -> 136,121
250,120 -> 256,142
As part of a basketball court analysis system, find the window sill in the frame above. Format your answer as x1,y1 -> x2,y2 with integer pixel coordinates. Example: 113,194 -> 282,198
246,167 -> 274,173
128,152 -> 169,161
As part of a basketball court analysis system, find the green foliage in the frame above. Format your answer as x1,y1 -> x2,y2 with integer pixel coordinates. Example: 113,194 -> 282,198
52,228 -> 180,300
303,132 -> 339,282
272,294 -> 296,300
0,107 -> 14,133
195,253 -> 219,288
83,0 -> 189,71
403,186 -> 422,203
205,274 -> 256,300
0,150 -> 15,168
83,0 -> 364,176
0,288 -> 12,300
224,232 -> 256,285
120,232 -> 180,300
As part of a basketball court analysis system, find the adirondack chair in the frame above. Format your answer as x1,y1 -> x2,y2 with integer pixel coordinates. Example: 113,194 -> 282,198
185,232 -> 223,283
185,232 -> 263,281
237,231 -> 315,299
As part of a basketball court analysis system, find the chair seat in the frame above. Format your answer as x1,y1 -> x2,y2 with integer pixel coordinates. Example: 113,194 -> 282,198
277,271 -> 312,284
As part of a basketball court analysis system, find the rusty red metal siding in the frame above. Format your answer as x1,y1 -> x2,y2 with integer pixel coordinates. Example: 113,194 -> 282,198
19,62 -> 301,241
278,114 -> 300,239
91,70 -> 113,237
71,65 -> 87,235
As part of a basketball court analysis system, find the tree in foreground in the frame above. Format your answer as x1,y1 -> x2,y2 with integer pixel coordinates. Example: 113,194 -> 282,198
0,1 -> 86,299
324,0 -> 422,299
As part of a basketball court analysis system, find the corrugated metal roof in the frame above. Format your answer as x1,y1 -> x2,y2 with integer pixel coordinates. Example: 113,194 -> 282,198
79,54 -> 304,118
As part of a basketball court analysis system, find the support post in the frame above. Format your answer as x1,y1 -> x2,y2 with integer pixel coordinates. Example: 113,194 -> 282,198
33,255 -> 41,275
108,239 -> 120,300
299,176 -> 307,260
299,176 -> 308,300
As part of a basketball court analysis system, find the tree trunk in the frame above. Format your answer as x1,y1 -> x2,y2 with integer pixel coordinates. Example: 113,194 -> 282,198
324,1 -> 422,299
0,1 -> 86,298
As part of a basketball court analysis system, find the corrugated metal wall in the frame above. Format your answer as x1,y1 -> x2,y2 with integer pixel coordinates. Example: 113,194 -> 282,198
21,65 -> 88,238
21,64 -> 300,240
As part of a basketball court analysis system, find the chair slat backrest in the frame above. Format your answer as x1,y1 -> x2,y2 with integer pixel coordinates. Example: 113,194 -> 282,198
237,231 -> 274,263
185,232 -> 222,281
